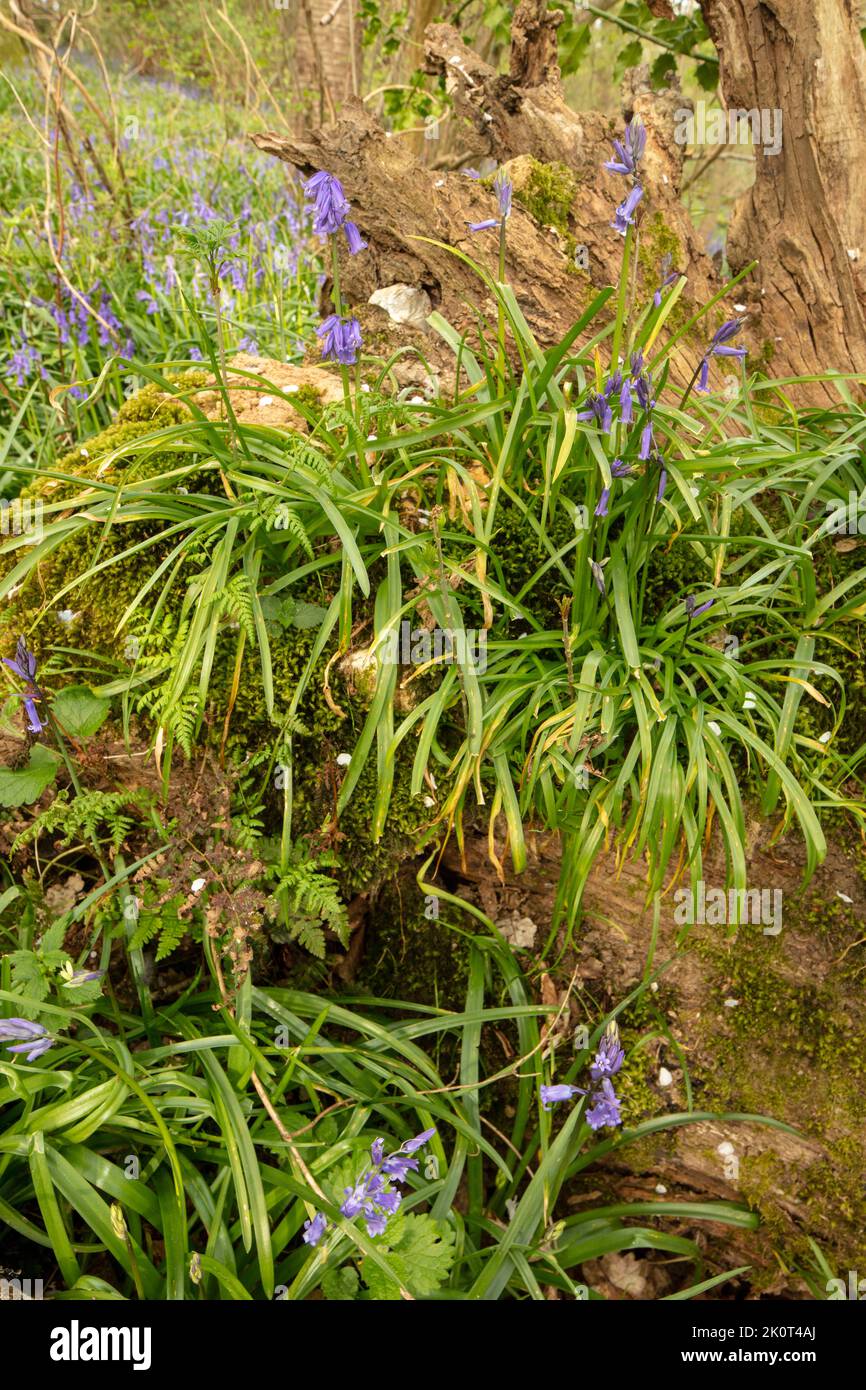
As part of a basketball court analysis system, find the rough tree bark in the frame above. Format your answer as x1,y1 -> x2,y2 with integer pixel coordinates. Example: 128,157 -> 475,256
700,0 -> 866,399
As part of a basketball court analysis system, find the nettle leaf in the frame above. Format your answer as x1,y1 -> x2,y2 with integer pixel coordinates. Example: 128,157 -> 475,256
52,685 -> 112,738
262,596 -> 329,631
0,745 -> 60,808
321,1267 -> 360,1301
8,950 -> 50,1002
39,920 -> 67,953
360,1214 -> 456,1300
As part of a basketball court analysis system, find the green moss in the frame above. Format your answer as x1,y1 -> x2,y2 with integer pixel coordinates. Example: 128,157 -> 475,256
689,918 -> 866,1266
512,159 -> 578,236
356,880 -> 471,1011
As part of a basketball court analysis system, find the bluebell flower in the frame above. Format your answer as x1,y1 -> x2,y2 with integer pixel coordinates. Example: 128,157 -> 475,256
0,1018 -> 54,1062
640,420 -> 654,460
685,593 -> 714,619
468,168 -> 512,233
343,221 -> 367,256
541,1083 -> 585,1111
696,318 -> 747,392
577,392 -> 613,433
612,184 -> 643,237
657,468 -> 667,502
611,458 -> 631,478
586,1077 -> 622,1130
2,637 -> 46,734
403,1127 -> 436,1154
653,253 -> 681,307
603,116 -> 646,177
619,377 -> 633,423
303,170 -> 366,254
595,487 -> 610,519
317,314 -> 362,366
363,1204 -> 388,1238
494,170 -> 513,219
590,1027 -> 625,1083
302,1211 -> 327,1246
380,1152 -> 419,1183
305,1128 -> 435,1253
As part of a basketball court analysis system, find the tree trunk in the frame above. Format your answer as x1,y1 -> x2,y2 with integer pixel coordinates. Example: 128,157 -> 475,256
700,0 -> 866,400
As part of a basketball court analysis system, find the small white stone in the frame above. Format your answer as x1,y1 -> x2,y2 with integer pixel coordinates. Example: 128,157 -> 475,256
56,609 -> 77,624
650,981 -> 659,993
734,303 -> 747,312
837,891 -> 854,904
190,877 -> 206,894
80,447 -> 89,458
422,796 -> 435,808
361,383 -> 371,393
434,178 -> 445,188
409,395 -> 425,404
285,383 -> 299,394
658,1066 -> 673,1087
724,998 -> 740,1008
847,247 -> 861,261
336,752 -> 352,767
818,730 -> 832,744
367,434 -> 377,442
655,1184 -> 667,1195
717,1140 -> 735,1156
258,395 -> 275,408
707,720 -> 722,736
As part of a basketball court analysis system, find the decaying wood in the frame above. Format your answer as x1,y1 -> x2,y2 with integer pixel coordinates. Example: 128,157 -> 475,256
252,0 -> 722,382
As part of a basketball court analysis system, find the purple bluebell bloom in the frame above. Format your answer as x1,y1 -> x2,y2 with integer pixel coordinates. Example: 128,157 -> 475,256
494,169 -> 513,219
403,1127 -> 436,1154
612,184 -> 643,237
305,1127 -> 435,1252
619,377 -> 633,423
640,420 -> 655,460
302,1211 -> 327,1246
611,458 -> 631,478
590,1028 -> 625,1083
303,170 -> 367,255
696,318 -> 747,393
6,336 -> 46,388
541,1083 -> 585,1111
586,1077 -> 622,1130
657,467 -> 667,502
380,1152 -> 419,1183
2,637 -> 45,734
577,392 -> 613,433
317,314 -> 362,366
685,593 -> 714,619
0,1018 -> 54,1062
595,487 -> 610,519
363,1204 -> 388,1238
603,117 -> 646,177
468,168 -> 513,233
653,253 -> 681,307
590,559 -> 607,597
340,1181 -> 369,1219
343,221 -> 367,256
